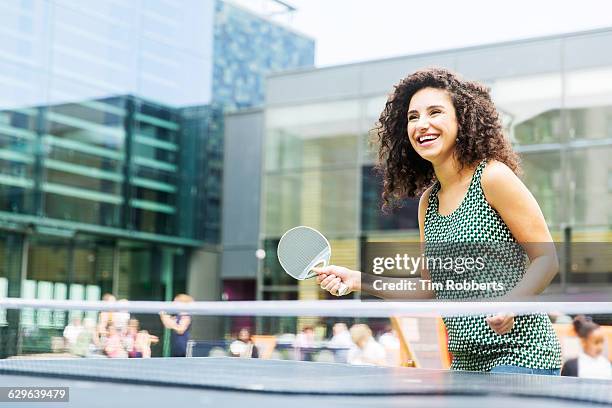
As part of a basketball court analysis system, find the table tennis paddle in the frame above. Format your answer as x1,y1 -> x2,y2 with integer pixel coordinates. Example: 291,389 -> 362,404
277,226 -> 349,296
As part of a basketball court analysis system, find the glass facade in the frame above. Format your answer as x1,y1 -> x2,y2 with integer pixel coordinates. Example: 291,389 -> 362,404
178,105 -> 223,243
0,96 -> 188,357
43,98 -> 126,226
0,96 -> 189,236
0,0 -> 314,356
129,99 -> 181,235
262,31 -> 612,300
263,99 -> 362,299
0,0 -> 216,109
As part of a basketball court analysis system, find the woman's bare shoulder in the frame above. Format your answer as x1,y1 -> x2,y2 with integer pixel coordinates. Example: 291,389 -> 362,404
481,159 -> 523,190
481,159 -> 530,207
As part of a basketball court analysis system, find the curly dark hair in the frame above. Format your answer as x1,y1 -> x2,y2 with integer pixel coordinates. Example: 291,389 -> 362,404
374,67 -> 521,212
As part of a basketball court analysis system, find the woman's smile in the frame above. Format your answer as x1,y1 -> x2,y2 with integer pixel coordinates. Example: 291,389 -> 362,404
416,133 -> 440,147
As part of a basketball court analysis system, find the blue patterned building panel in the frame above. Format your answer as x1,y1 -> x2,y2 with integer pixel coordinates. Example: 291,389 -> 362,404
212,0 -> 315,109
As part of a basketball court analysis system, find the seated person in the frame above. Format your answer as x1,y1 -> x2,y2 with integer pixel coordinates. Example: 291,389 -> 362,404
561,315 -> 611,379
347,324 -> 386,366
229,328 -> 259,358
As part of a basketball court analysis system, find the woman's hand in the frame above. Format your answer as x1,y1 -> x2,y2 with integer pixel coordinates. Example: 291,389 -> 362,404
486,313 -> 515,335
314,266 -> 361,296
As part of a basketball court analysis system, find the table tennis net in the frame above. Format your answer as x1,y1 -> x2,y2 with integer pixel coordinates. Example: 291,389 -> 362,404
0,299 -> 610,407
0,298 -> 610,370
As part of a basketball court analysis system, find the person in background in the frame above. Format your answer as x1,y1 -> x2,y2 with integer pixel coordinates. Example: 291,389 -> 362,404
63,315 -> 83,351
328,323 -> 352,347
561,315 -> 611,379
113,299 -> 131,336
124,319 -> 140,357
549,312 -> 573,324
327,323 -> 353,363
294,326 -> 315,347
97,293 -> 116,341
72,317 -> 99,357
378,324 -> 401,366
347,324 -> 386,366
135,329 -> 158,358
229,327 -> 259,358
124,319 -> 159,358
104,323 -> 128,358
293,325 -> 316,361
159,294 -> 193,357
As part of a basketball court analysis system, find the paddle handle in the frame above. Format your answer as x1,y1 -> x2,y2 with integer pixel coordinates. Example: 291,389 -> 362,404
338,282 -> 349,296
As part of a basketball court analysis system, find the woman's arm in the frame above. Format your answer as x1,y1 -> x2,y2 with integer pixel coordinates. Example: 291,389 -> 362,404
159,312 -> 177,330
159,313 -> 191,334
481,160 -> 559,298
317,267 -> 433,300
316,186 -> 435,300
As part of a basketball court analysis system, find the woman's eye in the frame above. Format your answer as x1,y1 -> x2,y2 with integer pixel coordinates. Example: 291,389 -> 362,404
408,116 -> 418,121
430,110 -> 441,115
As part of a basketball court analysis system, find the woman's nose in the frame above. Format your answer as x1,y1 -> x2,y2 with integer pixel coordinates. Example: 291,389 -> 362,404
415,116 -> 430,131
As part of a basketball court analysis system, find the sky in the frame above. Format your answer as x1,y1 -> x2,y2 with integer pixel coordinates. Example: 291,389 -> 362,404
274,0 -> 612,67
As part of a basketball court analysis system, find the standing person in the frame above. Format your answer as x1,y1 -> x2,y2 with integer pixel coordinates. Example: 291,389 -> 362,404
561,316 -> 612,379
159,294 -> 193,357
316,67 -> 562,374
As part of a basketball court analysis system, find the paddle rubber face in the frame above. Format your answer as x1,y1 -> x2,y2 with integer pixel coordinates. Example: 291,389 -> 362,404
277,226 -> 330,280
277,226 -> 349,296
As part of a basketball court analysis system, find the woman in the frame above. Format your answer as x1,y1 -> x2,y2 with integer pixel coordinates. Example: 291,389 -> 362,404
561,316 -> 611,379
159,294 -> 193,357
316,67 -> 562,374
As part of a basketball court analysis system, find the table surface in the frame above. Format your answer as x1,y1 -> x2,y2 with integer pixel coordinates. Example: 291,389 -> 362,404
0,357 -> 610,408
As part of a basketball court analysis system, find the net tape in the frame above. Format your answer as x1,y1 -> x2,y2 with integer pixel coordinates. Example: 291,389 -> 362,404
1,298 -> 610,317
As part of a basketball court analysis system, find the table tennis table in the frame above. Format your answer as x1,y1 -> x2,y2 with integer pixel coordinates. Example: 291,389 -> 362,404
0,357 -> 610,407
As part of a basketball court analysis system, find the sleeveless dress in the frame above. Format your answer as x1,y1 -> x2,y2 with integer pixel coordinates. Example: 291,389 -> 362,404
424,159 -> 562,371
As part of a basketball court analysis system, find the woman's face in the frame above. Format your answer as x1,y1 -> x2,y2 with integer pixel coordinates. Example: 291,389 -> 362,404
582,328 -> 605,358
407,87 -> 458,165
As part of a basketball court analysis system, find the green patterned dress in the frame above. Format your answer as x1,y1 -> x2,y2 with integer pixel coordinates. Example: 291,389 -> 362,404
424,159 -> 562,371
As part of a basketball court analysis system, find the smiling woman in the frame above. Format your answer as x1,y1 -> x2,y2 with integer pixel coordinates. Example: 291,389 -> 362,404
315,67 -> 563,375
375,68 -> 521,210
